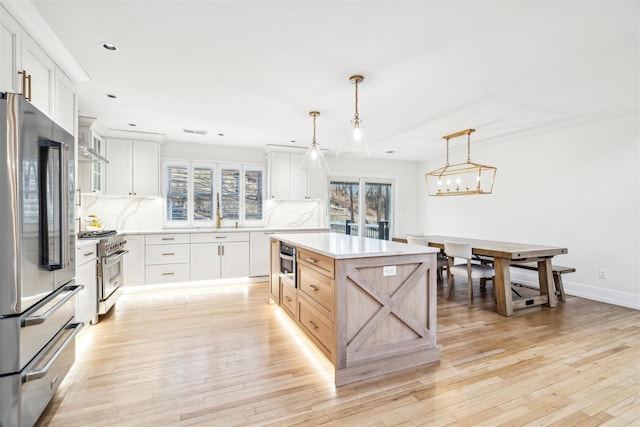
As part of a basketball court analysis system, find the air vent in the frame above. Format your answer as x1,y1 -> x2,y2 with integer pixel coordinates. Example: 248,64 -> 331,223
183,129 -> 208,135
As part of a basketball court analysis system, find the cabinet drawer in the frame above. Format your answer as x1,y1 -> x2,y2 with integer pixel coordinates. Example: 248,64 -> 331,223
145,244 -> 190,265
298,296 -> 334,357
280,277 -> 297,318
298,265 -> 334,312
146,264 -> 190,284
146,234 -> 190,245
297,248 -> 334,278
76,244 -> 97,266
191,232 -> 249,243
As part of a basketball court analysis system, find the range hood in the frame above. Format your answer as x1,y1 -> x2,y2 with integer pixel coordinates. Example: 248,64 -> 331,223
78,144 -> 109,164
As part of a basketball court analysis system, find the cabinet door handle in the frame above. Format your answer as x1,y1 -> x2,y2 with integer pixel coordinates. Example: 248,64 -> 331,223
83,251 -> 95,257
215,236 -> 227,239
306,257 -> 318,264
308,320 -> 318,330
309,284 -> 319,291
19,70 -> 32,101
162,272 -> 175,276
284,296 -> 292,302
221,245 -> 224,256
161,238 -> 175,241
162,252 -> 175,256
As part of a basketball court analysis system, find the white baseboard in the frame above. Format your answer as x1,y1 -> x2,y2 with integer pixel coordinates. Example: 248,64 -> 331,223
510,271 -> 640,310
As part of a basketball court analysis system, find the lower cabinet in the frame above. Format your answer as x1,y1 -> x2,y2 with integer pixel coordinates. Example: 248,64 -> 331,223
75,242 -> 98,326
190,232 -> 249,281
123,234 -> 145,286
145,233 -> 190,284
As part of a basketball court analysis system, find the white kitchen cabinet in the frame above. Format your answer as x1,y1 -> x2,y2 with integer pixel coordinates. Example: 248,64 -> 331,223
54,69 -> 77,135
21,33 -> 54,117
76,241 -> 98,326
123,234 -> 145,286
77,118 -> 106,195
106,138 -> 160,197
145,233 -> 190,284
0,5 -> 21,94
0,4 -> 77,133
249,231 -> 273,277
266,151 -> 324,200
190,232 -> 249,280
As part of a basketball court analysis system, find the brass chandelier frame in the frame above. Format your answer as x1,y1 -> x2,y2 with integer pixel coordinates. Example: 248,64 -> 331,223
425,129 -> 497,196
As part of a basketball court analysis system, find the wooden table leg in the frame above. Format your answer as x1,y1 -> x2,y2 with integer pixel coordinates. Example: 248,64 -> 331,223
493,257 -> 512,316
538,258 -> 557,308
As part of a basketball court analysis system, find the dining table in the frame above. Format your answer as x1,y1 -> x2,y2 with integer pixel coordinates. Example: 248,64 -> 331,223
424,235 -> 568,316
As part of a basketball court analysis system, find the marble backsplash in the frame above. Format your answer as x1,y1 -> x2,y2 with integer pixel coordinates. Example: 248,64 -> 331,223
78,196 -> 324,231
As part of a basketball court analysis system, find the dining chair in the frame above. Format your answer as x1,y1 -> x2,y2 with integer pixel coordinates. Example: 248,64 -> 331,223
406,236 -> 447,283
444,240 -> 495,307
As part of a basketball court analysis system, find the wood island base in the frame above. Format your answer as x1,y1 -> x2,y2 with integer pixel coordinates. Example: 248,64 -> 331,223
270,233 -> 441,386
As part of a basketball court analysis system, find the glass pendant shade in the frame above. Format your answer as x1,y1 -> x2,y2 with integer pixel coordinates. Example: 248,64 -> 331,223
300,111 -> 329,170
337,74 -> 370,157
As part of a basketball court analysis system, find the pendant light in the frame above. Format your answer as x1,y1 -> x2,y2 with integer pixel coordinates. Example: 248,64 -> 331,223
337,74 -> 370,157
425,129 -> 497,196
300,111 -> 329,170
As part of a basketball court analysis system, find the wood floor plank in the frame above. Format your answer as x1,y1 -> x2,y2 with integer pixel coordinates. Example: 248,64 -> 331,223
35,279 -> 640,426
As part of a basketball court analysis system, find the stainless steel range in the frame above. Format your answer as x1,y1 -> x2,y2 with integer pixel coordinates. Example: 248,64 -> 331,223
96,233 -> 128,319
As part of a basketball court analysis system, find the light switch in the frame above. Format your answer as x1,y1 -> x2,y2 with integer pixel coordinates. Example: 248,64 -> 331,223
383,265 -> 396,276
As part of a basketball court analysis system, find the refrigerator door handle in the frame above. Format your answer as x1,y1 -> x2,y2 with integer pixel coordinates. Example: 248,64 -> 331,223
38,140 -> 65,271
23,322 -> 83,382
22,284 -> 83,327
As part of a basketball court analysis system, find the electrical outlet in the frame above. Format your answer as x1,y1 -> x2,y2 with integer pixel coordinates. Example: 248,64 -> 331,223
598,268 -> 608,280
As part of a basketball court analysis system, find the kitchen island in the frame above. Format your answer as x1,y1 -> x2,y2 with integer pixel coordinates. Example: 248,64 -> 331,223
270,232 -> 440,385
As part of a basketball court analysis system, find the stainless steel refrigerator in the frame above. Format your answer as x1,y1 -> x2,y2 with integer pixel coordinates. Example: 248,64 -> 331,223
0,93 -> 83,427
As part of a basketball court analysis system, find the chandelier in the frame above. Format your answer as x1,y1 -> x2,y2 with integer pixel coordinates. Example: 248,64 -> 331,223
425,129 -> 497,196
300,111 -> 329,169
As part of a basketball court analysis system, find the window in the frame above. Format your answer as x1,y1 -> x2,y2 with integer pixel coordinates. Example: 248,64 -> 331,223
163,160 -> 264,227
329,177 -> 393,240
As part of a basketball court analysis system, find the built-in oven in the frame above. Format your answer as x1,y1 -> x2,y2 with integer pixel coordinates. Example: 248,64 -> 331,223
279,242 -> 296,287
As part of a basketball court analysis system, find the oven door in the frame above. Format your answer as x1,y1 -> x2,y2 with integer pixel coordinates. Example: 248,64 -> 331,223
100,250 -> 129,300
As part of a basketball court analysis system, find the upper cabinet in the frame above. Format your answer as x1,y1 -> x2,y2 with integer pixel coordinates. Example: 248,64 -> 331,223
77,117 -> 106,194
266,150 -> 324,200
106,138 -> 160,197
0,4 -> 77,135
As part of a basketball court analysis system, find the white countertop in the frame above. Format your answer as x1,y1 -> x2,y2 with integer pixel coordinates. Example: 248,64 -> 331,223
271,232 -> 439,259
76,238 -> 99,248
120,226 -> 330,235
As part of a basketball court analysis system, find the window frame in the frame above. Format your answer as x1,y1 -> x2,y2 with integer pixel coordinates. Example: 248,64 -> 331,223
327,173 -> 396,240
163,159 -> 265,228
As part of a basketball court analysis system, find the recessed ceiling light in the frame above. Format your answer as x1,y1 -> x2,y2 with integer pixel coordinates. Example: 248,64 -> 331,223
102,43 -> 118,51
128,123 -> 136,127
385,150 -> 396,154
290,140 -> 296,143
218,133 -> 224,137
106,94 -> 117,99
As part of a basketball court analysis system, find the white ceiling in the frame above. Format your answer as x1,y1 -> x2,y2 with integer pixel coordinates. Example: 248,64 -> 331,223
30,0 -> 638,161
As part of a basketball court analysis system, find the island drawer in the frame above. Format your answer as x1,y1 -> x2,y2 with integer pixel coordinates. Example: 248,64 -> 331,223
146,234 -> 190,245
280,278 -> 297,319
298,265 -> 334,312
298,296 -> 334,358
297,248 -> 334,278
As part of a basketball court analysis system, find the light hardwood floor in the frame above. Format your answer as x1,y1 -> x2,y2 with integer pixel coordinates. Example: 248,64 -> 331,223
37,278 -> 640,426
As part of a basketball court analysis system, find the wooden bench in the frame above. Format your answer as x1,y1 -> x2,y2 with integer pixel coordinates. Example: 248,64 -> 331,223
510,262 -> 575,301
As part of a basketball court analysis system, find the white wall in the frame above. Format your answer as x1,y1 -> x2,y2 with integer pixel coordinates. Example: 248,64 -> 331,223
417,113 -> 640,309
